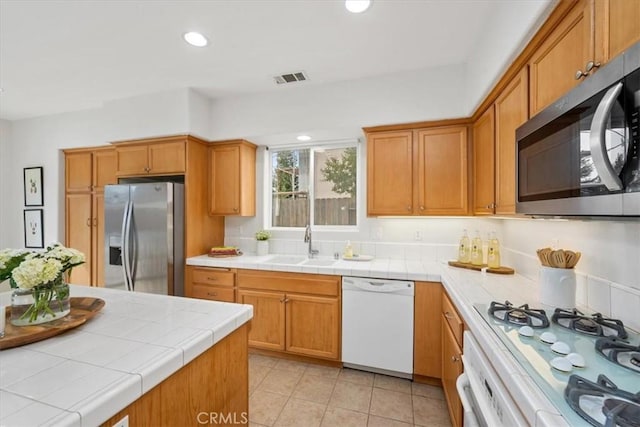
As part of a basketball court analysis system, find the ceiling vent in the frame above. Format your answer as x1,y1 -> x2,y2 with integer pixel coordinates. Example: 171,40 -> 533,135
273,71 -> 309,85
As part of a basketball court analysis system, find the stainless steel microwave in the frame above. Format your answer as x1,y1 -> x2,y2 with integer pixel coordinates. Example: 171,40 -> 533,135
516,41 -> 640,217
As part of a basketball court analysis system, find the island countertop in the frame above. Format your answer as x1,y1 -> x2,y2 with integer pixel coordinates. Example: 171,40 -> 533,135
0,285 -> 253,427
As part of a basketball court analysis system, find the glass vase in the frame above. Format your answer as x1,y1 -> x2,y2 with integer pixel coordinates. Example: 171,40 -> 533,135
10,277 -> 70,326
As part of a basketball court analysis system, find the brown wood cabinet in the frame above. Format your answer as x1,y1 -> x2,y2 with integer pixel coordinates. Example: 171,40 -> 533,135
237,269 -> 341,361
64,147 -> 117,286
442,291 -> 464,427
115,137 -> 186,176
528,0 -> 596,116
598,0 -> 640,61
413,281 -> 442,380
209,140 -> 257,216
472,107 -> 495,215
185,265 -> 236,303
366,124 -> 469,216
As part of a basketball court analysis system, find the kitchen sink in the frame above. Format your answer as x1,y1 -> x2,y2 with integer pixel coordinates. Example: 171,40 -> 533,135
301,258 -> 337,267
264,255 -> 307,265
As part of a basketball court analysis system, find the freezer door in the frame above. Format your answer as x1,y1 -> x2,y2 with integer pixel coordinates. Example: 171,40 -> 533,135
130,183 -> 172,295
104,185 -> 130,291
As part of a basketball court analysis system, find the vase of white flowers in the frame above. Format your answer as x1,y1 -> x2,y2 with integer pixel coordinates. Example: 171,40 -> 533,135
0,243 -> 84,326
255,230 -> 271,256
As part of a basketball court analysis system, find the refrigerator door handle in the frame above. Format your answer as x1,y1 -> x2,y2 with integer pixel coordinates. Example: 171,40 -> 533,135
122,201 -> 133,292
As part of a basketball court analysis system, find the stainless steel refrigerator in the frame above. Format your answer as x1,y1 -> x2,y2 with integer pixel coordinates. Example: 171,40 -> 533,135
104,182 -> 184,296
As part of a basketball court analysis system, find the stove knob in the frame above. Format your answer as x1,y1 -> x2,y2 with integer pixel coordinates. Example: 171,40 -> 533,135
566,352 -> 586,368
518,326 -> 534,337
540,332 -> 557,344
551,341 -> 571,355
550,357 -> 573,373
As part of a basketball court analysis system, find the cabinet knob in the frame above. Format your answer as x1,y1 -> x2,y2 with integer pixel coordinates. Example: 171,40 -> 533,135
280,297 -> 286,303
406,206 -> 412,211
419,206 -> 425,211
207,277 -> 218,281
444,311 -> 454,319
585,61 -> 601,73
207,292 -> 218,297
451,355 -> 460,363
233,208 -> 238,212
575,69 -> 587,80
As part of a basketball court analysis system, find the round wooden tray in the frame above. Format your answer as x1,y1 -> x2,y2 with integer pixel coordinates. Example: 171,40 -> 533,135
0,297 -> 105,350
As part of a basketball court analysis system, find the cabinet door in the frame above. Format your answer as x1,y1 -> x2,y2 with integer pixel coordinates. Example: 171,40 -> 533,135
416,126 -> 469,215
237,290 -> 285,351
93,149 -> 117,190
442,320 -> 464,427
472,107 -> 495,215
285,294 -> 340,360
65,193 -> 92,286
65,151 -> 93,192
495,68 -> 529,215
367,131 -> 414,215
116,145 -> 149,176
600,0 -> 640,60
92,193 -> 105,286
209,145 -> 241,215
414,281 -> 442,378
528,0 -> 595,115
149,142 -> 185,174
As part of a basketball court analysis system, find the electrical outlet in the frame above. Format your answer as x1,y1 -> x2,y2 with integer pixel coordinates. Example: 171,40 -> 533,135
375,227 -> 383,240
415,230 -> 422,241
112,415 -> 128,427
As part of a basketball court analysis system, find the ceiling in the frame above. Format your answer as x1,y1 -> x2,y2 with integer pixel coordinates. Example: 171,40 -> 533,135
0,0 -> 551,122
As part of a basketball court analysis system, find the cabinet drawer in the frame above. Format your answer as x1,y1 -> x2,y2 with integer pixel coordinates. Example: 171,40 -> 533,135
191,284 -> 235,302
237,270 -> 339,297
192,268 -> 235,287
442,292 -> 463,347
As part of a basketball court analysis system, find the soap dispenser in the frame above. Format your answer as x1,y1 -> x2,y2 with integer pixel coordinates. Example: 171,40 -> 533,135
344,240 -> 353,258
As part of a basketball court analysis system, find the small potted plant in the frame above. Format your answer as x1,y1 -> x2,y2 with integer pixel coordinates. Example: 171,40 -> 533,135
255,230 -> 271,256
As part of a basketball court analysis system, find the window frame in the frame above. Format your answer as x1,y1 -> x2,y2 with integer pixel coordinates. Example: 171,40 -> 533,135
266,140 -> 361,231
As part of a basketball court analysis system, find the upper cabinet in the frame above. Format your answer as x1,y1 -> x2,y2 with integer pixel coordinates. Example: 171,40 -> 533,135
366,124 -> 469,217
114,137 -> 186,177
65,147 -> 116,193
209,140 -> 257,216
529,0 -> 640,116
528,0 -> 596,116
472,106 -> 495,216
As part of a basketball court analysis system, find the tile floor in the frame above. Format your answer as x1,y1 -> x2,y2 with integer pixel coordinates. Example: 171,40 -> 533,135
248,354 -> 452,427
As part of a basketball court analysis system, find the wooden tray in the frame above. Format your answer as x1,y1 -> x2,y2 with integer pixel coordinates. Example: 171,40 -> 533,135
448,260 -> 515,275
208,251 -> 243,258
0,297 -> 105,350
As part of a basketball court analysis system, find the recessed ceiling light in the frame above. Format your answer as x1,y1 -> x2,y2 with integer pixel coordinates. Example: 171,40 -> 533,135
183,31 -> 208,47
297,135 -> 312,141
345,0 -> 371,13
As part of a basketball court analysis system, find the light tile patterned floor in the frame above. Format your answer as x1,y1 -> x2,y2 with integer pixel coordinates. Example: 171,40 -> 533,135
248,354 -> 452,427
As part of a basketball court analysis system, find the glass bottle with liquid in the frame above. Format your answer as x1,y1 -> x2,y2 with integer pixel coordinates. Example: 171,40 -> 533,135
457,229 -> 471,263
470,230 -> 483,266
487,231 -> 501,268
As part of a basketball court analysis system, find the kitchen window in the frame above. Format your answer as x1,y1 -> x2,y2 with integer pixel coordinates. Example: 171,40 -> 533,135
269,143 -> 358,228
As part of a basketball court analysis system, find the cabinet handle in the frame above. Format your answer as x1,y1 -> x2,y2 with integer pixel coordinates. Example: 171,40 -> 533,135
419,206 -> 425,211
207,292 -> 218,297
406,205 -> 412,211
280,297 -> 289,303
575,69 -> 587,80
451,355 -> 460,363
86,218 -> 91,227
207,277 -> 218,281
585,61 -> 601,73
93,218 -> 97,226
233,207 -> 239,212
444,311 -> 454,319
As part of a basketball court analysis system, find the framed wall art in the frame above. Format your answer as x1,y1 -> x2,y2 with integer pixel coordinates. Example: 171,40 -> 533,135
24,209 -> 44,248
23,166 -> 44,206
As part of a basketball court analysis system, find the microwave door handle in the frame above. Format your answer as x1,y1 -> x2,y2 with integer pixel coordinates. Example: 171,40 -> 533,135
590,82 -> 623,191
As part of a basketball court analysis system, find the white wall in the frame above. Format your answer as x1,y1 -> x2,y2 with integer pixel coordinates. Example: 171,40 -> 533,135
0,119 -> 12,248
209,64 -> 469,142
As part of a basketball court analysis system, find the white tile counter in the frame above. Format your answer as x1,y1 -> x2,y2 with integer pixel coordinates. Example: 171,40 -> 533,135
0,285 -> 253,427
188,253 -> 569,425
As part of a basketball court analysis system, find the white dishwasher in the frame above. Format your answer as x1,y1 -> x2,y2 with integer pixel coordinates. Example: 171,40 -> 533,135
342,276 -> 414,378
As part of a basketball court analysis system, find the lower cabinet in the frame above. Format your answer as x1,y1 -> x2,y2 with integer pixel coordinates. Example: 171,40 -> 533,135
413,281 -> 442,379
237,270 -> 341,361
442,292 -> 464,427
185,266 -> 236,303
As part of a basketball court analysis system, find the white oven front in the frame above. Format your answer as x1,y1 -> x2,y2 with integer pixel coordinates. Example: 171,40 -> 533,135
458,331 -> 528,427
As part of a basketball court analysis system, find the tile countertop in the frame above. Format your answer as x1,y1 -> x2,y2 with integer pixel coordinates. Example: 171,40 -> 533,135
188,253 -> 568,426
0,285 -> 253,427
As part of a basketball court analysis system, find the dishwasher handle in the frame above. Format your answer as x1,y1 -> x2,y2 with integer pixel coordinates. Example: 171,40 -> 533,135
342,277 -> 414,294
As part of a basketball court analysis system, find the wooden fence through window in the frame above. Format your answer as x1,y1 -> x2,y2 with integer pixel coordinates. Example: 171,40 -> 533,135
272,196 -> 356,227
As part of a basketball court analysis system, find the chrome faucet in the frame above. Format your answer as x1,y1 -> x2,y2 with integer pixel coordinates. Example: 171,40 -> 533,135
304,224 -> 319,258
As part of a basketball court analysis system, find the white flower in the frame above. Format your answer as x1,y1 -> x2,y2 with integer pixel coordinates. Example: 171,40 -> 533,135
45,245 -> 85,266
0,249 -> 28,270
11,258 -> 63,290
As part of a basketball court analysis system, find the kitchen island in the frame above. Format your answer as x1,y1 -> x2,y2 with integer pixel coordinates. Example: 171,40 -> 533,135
0,285 -> 253,427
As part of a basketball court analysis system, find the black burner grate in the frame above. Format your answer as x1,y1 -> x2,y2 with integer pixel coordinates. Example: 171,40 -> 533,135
552,308 -> 628,339
488,301 -> 550,328
564,374 -> 640,427
596,338 -> 640,374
